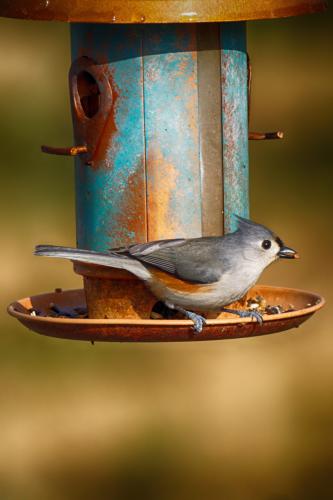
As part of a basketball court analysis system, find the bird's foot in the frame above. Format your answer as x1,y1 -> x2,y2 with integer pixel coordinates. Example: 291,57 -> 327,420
183,310 -> 207,333
222,307 -> 263,324
165,303 -> 207,333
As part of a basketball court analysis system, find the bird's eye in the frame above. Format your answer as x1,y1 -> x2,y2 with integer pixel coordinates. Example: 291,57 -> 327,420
262,240 -> 271,250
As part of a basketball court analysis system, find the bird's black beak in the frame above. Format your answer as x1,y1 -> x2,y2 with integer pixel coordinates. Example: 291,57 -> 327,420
278,246 -> 299,259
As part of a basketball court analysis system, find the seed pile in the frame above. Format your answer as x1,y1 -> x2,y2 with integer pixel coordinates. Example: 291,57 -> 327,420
28,304 -> 87,318
246,295 -> 296,315
27,297 -> 299,319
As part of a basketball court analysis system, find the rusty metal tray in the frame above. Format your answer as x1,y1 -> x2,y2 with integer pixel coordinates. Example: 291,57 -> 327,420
8,285 -> 324,342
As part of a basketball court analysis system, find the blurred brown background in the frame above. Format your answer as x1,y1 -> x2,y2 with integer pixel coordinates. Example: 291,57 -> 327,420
0,9 -> 332,500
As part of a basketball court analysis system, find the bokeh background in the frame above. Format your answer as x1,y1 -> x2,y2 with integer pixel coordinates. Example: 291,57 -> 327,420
0,9 -> 332,500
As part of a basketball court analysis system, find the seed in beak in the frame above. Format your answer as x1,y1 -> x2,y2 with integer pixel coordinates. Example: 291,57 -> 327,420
278,246 -> 299,259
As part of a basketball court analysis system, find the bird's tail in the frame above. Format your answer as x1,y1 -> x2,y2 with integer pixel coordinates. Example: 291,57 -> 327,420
34,245 -> 151,280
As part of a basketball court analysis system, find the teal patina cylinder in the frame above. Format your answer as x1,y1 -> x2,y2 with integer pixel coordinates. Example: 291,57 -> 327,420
70,22 -> 249,251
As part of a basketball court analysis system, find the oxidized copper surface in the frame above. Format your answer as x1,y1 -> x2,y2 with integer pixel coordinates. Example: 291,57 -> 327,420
69,56 -> 115,168
8,286 -> 324,343
41,145 -> 88,156
83,277 -> 156,319
74,259 -> 157,319
74,262 -> 157,318
0,0 -> 326,23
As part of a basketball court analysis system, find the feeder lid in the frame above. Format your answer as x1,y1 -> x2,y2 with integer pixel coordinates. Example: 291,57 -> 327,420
0,0 -> 327,23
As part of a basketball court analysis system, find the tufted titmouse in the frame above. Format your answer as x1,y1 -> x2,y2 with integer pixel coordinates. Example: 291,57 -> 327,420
35,216 -> 298,332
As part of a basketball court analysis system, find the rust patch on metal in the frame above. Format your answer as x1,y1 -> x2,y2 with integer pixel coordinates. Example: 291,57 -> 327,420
249,131 -> 284,140
74,261 -> 155,320
90,67 -> 120,167
108,158 -> 148,247
70,56 -> 119,170
73,261 -> 137,280
41,144 -> 88,156
84,276 -> 156,319
146,146 -> 181,240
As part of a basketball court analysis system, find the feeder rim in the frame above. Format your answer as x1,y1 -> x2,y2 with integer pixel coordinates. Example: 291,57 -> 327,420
0,0 -> 327,24
8,285 -> 324,326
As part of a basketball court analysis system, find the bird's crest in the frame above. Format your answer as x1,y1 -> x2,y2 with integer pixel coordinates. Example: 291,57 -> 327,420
234,214 -> 258,230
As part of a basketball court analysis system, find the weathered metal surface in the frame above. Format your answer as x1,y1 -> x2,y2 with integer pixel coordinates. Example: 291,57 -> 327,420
71,24 -> 147,251
8,286 -> 325,342
69,56 -> 115,167
83,277 -> 157,319
71,24 -> 237,250
73,262 -> 156,318
249,131 -> 284,140
65,23 -> 259,248
143,24 -> 201,240
41,145 -> 87,156
0,0 -> 327,23
197,24 -> 224,237
221,22 -> 249,233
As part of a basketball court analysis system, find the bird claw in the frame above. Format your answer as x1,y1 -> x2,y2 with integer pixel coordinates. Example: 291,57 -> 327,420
165,303 -> 207,333
185,311 -> 207,333
240,310 -> 263,324
222,308 -> 263,324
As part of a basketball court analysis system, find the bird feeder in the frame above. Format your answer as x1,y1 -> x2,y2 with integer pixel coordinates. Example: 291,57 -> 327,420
5,0 -> 325,342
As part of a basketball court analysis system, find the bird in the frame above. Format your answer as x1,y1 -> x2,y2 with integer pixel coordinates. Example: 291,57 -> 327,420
34,216 -> 298,333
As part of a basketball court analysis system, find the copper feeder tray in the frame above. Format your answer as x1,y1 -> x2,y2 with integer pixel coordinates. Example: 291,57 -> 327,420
8,285 -> 324,342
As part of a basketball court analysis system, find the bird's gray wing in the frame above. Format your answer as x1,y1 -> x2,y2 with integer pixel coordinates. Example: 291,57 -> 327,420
114,237 -> 223,284
113,239 -> 185,275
